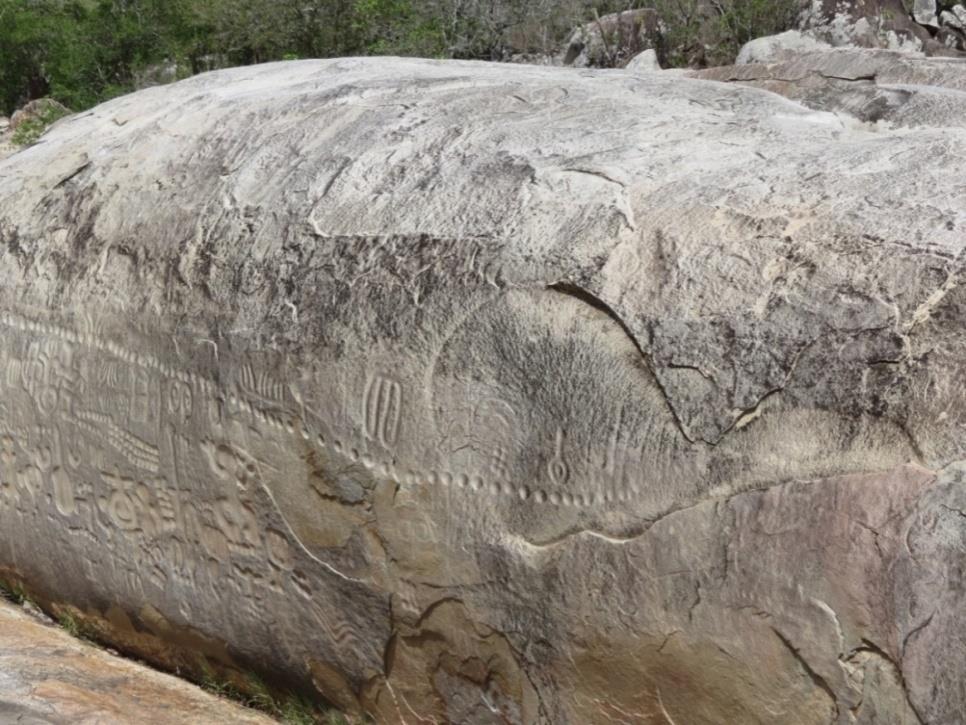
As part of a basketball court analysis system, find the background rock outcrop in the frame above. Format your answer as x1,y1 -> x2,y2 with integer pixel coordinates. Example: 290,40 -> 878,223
0,56 -> 965,723
694,46 -> 966,125
560,9 -> 664,67
783,0 -> 966,55
0,117 -> 14,161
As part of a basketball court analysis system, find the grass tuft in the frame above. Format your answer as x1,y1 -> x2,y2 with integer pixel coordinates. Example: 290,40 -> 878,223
0,579 -> 26,605
196,658 -> 348,723
11,103 -> 71,146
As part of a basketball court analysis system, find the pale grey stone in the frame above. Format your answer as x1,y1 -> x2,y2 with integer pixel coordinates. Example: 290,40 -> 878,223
799,0 -> 935,55
913,0 -> 939,27
0,117 -> 13,161
0,56 -> 965,722
942,9 -> 965,29
560,9 -> 660,67
736,29 -> 833,64
695,47 -> 966,128
624,48 -> 661,71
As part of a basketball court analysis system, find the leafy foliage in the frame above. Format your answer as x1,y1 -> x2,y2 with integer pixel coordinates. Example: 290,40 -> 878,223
0,0 -> 800,116
10,99 -> 71,145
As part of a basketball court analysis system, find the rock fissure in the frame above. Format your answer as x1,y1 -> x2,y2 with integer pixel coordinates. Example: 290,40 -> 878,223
0,53 -> 964,723
770,626 -> 841,720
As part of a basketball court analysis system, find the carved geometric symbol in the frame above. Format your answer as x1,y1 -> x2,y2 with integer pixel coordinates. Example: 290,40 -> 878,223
490,447 -> 509,479
166,379 -> 193,420
239,364 -> 285,402
548,427 -> 570,485
363,374 -> 402,447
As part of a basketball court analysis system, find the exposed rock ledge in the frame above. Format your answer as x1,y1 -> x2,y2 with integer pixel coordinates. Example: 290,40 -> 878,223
694,47 -> 966,127
0,598 -> 274,723
1,56 -> 965,723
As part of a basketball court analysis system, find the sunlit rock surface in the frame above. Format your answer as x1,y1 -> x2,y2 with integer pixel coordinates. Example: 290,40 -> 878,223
0,599 -> 274,724
0,117 -> 14,162
695,47 -> 966,127
0,56 -> 965,722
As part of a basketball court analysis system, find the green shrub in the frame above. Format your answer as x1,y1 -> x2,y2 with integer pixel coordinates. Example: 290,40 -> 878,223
1,0 -> 803,116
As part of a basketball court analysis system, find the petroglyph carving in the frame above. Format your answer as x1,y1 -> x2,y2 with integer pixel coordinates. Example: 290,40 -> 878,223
3,55 -> 966,724
100,470 -> 143,531
363,374 -> 401,448
51,467 -> 76,516
73,410 -> 161,474
166,379 -> 193,420
548,428 -> 570,486
240,364 -> 286,403
130,367 -> 154,424
472,398 -> 516,480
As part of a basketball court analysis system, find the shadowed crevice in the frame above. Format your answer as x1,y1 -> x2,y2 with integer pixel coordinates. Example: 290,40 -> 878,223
546,281 -> 696,443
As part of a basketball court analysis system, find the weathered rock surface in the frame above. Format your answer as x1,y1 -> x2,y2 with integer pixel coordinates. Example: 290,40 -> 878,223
625,48 -> 662,72
1,56 -> 965,723
912,0 -> 939,28
736,29 -> 835,64
9,98 -> 70,131
0,117 -> 14,162
694,48 -> 966,127
798,0 -> 929,53
0,598 -> 274,724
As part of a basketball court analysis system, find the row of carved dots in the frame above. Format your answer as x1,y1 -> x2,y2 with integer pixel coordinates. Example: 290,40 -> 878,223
301,424 -> 633,508
2,315 -> 626,509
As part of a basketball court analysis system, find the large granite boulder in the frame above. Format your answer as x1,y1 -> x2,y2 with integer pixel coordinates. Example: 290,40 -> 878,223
0,56 -> 965,723
735,29 -> 835,64
560,9 -> 663,67
798,0 -> 944,54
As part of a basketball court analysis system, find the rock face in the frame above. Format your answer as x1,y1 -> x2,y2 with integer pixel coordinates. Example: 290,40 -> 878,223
736,29 -> 835,64
624,48 -> 662,72
798,0 -> 965,55
0,117 -> 14,162
695,47 -> 966,126
0,56 -> 965,723
9,98 -> 70,131
560,9 -> 662,67
0,598 -> 275,724
912,0 -> 939,28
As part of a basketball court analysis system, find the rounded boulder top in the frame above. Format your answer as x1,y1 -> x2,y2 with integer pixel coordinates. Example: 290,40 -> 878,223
0,56 -> 964,723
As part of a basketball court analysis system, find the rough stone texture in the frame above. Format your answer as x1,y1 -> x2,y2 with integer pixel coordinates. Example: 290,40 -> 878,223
694,48 -> 966,127
912,0 -> 938,28
0,598 -> 274,724
624,48 -> 662,72
0,117 -> 15,162
797,0 -> 963,56
0,56 -> 965,722
941,8 -> 964,30
736,29 -> 834,64
9,98 -> 70,131
560,9 -> 662,67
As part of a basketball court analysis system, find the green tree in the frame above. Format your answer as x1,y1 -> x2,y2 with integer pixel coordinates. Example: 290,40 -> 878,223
351,0 -> 447,56
0,0 -> 800,118
0,0 -> 201,114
